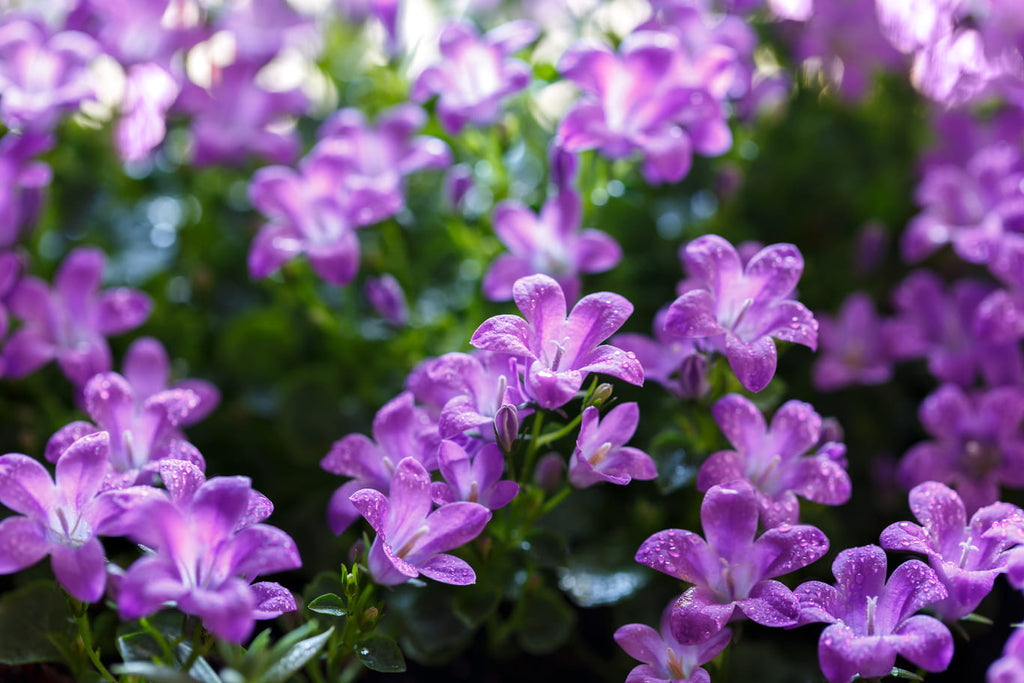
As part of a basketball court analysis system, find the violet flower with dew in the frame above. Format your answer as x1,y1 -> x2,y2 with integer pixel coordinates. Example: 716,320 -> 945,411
350,457 -> 491,586
636,480 -> 828,644
471,274 -> 643,410
615,605 -> 731,683
664,235 -> 817,393
568,402 -> 657,489
795,545 -> 953,683
431,441 -> 519,510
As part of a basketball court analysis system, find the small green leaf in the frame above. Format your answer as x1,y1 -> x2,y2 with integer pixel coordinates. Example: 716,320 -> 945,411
0,581 -> 69,665
960,612 -> 994,625
307,593 -> 347,617
888,667 -> 925,681
259,626 -> 333,683
515,588 -> 575,655
356,636 -> 406,673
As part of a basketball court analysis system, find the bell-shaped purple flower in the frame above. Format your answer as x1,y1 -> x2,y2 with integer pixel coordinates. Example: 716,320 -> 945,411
411,20 -> 538,134
2,247 -> 152,387
664,235 -> 817,393
321,392 -> 439,534
350,457 -> 491,586
431,441 -> 518,510
881,481 -> 1024,621
483,189 -> 621,304
795,545 -> 954,683
615,606 -> 732,683
471,274 -> 643,410
813,292 -> 894,391
698,394 -> 850,528
898,383 -> 1024,515
636,480 -> 829,645
568,402 -> 656,489
0,432 -> 154,601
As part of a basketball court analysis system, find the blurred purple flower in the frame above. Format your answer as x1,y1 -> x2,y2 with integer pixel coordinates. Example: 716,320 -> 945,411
115,63 -> 180,163
321,392 -> 439,534
636,480 -> 829,644
0,19 -> 98,131
989,628 -> 1024,683
568,402 -> 656,489
880,481 -> 1024,620
614,307 -> 709,400
664,235 -> 817,393
350,457 -> 491,586
315,104 -> 451,227
2,247 -> 152,387
0,432 -> 153,602
0,130 -> 53,247
698,394 -> 850,528
813,292 -> 893,391
615,606 -> 731,683
431,441 -> 518,510
471,274 -> 643,410
483,189 -> 621,303
411,20 -> 537,134
898,383 -> 1024,515
365,274 -> 409,327
795,545 -> 953,683
80,0 -> 204,66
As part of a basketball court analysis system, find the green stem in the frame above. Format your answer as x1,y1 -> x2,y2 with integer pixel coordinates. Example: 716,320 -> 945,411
533,411 -> 584,450
540,485 -> 572,516
180,623 -> 209,674
71,606 -> 117,683
518,410 -> 545,484
139,617 -> 176,663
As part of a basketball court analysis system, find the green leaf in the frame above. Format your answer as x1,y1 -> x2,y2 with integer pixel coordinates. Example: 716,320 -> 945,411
355,635 -> 406,673
887,667 -> 924,681
111,662 -> 202,682
117,631 -> 165,663
176,643 -> 222,683
307,593 -> 347,617
259,626 -> 333,683
0,581 -> 69,665
514,588 -> 575,655
452,587 -> 501,629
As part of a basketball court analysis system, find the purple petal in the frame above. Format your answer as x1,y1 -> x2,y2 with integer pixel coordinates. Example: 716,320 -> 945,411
711,394 -> 766,456
754,524 -> 829,578
879,559 -> 947,629
248,223 -> 302,279
386,457 -> 434,544
669,587 -> 734,645
664,290 -> 726,339
45,422 -> 100,464
696,450 -> 745,492
123,337 -> 170,400
96,289 -> 152,336
180,577 -> 256,643
613,623 -> 663,665
54,432 -> 110,508
416,553 -> 476,585
738,579 -> 799,628
701,481 -> 758,559
250,581 -> 297,619
893,614 -> 954,672
2,328 -> 57,379
744,244 -> 803,302
411,501 -> 491,557
512,274 -> 568,349
51,538 -> 106,602
0,453 -> 54,518
117,555 -> 186,619
683,235 -> 742,295
724,334 -> 777,393
471,314 -> 534,358
635,528 -> 713,584
818,623 -> 897,683
0,516 -> 48,573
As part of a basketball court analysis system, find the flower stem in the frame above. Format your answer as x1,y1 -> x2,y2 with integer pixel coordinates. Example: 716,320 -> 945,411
518,410 -> 545,483
67,597 -> 117,683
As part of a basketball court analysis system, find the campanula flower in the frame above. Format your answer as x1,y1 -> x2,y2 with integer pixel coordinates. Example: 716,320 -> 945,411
568,402 -> 656,489
813,292 -> 894,391
431,441 -> 518,510
615,606 -> 731,683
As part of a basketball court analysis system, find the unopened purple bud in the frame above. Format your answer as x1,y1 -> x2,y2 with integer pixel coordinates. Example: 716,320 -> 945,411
548,142 -> 578,190
534,452 -> 564,491
365,274 -> 408,326
679,353 -> 709,399
587,383 -> 613,408
494,403 -> 519,454
444,163 -> 473,210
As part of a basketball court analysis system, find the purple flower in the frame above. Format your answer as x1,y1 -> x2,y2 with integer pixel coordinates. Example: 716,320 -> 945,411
664,235 -> 817,393
812,292 -> 893,391
79,0 -> 204,66
568,403 -> 656,489
350,457 -> 491,586
45,371 -> 205,488
898,383 -> 1024,515
483,189 -> 621,303
2,247 -> 152,387
120,336 -> 220,426
431,441 -> 518,510
321,392 -> 439,534
556,31 -> 732,185
471,274 -> 643,410
614,307 -> 709,400
117,474 -> 300,642
114,62 -> 180,163
315,104 -> 452,227
411,20 -> 538,134
365,274 -> 409,327
615,606 -> 732,683
0,130 -> 53,247
0,432 -> 153,602
0,19 -> 99,131
795,545 -> 954,683
880,482 -> 1024,620
636,480 -> 829,644
989,627 -> 1024,682
698,394 -> 850,528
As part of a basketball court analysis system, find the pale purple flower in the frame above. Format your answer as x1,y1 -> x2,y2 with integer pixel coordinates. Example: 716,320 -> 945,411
315,104 -> 451,227
664,235 -> 818,393
698,394 -> 850,528
556,31 -> 732,185
568,403 -> 656,489
45,371 -> 205,488
114,62 -> 181,163
321,392 -> 439,534
795,545 -> 953,683
2,247 -> 152,387
813,292 -> 893,391
988,628 -> 1024,683
0,432 -> 153,602
615,606 -> 731,683
483,189 -> 621,303
430,441 -> 518,510
365,274 -> 408,327
636,480 -> 829,644
79,0 -> 204,66
0,19 -> 98,131
0,130 -> 53,247
614,308 -> 709,400
880,481 -> 1024,621
350,457 -> 491,586
470,274 -> 644,410
411,19 -> 538,134
247,151 -> 359,286
898,383 -> 1024,515
117,474 -> 300,642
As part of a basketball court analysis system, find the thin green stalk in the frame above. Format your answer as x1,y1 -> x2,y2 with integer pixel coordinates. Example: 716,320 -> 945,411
139,617 -> 176,663
73,611 -> 117,683
533,411 -> 584,449
518,411 -> 545,484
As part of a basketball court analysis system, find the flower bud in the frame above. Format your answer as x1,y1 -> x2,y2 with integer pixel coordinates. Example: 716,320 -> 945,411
533,452 -> 565,491
494,403 -> 519,455
365,274 -> 408,327
679,353 -> 709,399
587,383 -> 613,408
